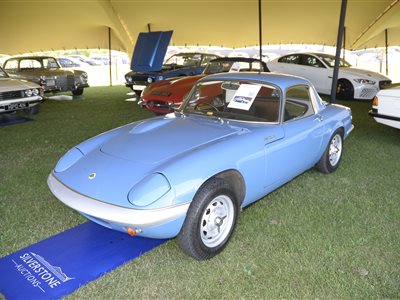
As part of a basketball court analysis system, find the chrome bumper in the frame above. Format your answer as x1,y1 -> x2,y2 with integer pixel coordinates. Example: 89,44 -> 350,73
47,173 -> 190,228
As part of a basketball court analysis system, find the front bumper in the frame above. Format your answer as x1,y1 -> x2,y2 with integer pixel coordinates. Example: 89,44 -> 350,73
47,173 -> 190,235
369,109 -> 400,129
0,96 -> 42,113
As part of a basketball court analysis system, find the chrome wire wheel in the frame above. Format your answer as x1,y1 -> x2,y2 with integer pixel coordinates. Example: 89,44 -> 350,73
329,133 -> 343,167
200,195 -> 235,248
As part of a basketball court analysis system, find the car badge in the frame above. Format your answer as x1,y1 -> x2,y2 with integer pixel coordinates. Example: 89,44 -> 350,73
88,172 -> 97,180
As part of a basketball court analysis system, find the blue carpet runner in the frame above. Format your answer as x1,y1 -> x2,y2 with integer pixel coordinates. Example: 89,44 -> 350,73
0,222 -> 166,299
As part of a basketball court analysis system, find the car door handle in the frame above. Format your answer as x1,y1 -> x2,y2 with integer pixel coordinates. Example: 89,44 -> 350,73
264,135 -> 276,142
314,115 -> 324,122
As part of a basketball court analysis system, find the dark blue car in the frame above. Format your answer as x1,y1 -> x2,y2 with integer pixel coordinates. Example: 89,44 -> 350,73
125,31 -> 219,96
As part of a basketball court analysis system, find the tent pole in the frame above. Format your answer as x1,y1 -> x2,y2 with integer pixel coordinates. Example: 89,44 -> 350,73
258,0 -> 262,62
108,27 -> 112,87
343,26 -> 346,61
330,0 -> 347,103
385,28 -> 389,76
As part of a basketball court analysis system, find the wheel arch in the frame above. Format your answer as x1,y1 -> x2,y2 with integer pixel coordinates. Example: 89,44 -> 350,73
207,169 -> 246,206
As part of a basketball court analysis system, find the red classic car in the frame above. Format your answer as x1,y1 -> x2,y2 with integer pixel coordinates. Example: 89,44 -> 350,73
139,57 -> 269,114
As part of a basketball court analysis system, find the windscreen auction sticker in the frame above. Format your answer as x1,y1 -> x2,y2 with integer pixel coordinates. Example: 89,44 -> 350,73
227,84 -> 261,110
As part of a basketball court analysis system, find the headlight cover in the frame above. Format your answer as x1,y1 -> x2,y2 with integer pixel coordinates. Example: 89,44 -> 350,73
128,173 -> 171,207
54,147 -> 84,173
147,77 -> 153,84
354,78 -> 376,85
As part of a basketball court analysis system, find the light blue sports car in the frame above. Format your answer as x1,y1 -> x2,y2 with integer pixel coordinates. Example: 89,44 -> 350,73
48,72 -> 354,260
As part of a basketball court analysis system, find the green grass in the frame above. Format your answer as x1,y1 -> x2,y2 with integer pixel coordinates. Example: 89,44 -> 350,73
1,87 -> 399,298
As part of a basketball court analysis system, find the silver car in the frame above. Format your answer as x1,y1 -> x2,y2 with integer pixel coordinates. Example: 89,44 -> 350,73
3,56 -> 89,96
0,66 -> 43,114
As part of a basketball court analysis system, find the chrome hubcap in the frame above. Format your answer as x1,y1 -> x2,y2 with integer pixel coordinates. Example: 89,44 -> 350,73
329,134 -> 342,166
200,195 -> 234,248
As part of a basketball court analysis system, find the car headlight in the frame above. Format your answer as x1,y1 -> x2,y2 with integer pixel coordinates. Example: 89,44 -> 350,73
80,72 -> 88,82
24,89 -> 33,97
157,76 -> 164,81
126,76 -> 132,83
147,77 -> 153,84
54,147 -> 84,173
32,88 -> 39,96
354,79 -> 376,85
128,173 -> 171,207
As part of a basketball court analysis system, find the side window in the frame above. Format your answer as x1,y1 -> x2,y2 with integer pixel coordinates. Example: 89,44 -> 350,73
201,55 -> 217,66
20,59 -> 41,69
250,62 -> 262,71
4,60 -> 18,70
278,55 -> 300,64
302,55 -> 324,68
284,86 -> 315,121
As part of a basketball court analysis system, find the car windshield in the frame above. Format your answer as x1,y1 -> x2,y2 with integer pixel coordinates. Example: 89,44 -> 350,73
0,67 -> 8,78
179,80 -> 281,123
203,60 -> 263,74
164,53 -> 201,67
315,53 -> 351,67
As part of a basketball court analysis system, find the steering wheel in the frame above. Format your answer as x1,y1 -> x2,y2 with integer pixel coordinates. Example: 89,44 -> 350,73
195,102 -> 219,112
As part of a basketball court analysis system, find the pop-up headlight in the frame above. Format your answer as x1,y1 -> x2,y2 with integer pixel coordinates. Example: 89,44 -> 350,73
128,173 -> 171,207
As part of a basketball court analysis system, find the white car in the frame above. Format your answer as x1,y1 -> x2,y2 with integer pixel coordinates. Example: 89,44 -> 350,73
0,66 -> 43,114
369,86 -> 400,129
268,52 -> 391,100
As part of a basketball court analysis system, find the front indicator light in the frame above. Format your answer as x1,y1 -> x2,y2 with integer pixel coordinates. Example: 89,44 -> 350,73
372,96 -> 378,107
126,227 -> 142,236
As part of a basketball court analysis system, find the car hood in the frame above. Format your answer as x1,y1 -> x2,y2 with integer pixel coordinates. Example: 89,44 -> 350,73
0,77 -> 39,91
101,114 -> 242,164
144,75 -> 203,98
131,31 -> 173,72
340,67 -> 389,81
377,86 -> 400,97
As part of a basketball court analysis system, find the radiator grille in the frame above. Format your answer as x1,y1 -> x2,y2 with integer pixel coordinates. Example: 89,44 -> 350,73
0,90 -> 23,101
56,75 -> 75,91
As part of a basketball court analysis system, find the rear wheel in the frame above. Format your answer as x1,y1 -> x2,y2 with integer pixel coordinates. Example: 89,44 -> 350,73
317,129 -> 343,173
178,178 -> 239,260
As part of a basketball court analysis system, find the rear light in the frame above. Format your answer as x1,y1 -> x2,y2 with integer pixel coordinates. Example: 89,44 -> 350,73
372,96 -> 378,106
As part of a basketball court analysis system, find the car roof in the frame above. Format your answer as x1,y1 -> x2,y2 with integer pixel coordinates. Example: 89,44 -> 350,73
209,57 -> 262,63
6,56 -> 56,60
199,72 -> 311,90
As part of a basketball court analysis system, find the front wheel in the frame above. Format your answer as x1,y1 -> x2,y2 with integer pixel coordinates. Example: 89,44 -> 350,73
336,79 -> 354,100
177,178 -> 239,260
317,129 -> 344,173
72,88 -> 84,96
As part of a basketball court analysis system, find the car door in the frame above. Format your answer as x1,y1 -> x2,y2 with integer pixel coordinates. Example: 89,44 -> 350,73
270,54 -> 302,76
296,54 -> 330,93
264,85 -> 325,187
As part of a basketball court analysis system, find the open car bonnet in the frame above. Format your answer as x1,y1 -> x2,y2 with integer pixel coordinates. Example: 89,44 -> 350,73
130,31 -> 173,72
100,114 -> 242,164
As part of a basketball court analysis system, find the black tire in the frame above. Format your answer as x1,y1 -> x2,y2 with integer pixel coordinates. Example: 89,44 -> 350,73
72,88 -> 84,96
177,177 -> 239,260
317,129 -> 344,174
25,103 -> 40,115
336,79 -> 354,100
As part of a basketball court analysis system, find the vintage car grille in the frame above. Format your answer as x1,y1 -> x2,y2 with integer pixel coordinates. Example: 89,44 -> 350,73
56,75 -> 75,91
145,100 -> 171,110
0,90 -> 23,101
379,80 -> 392,89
